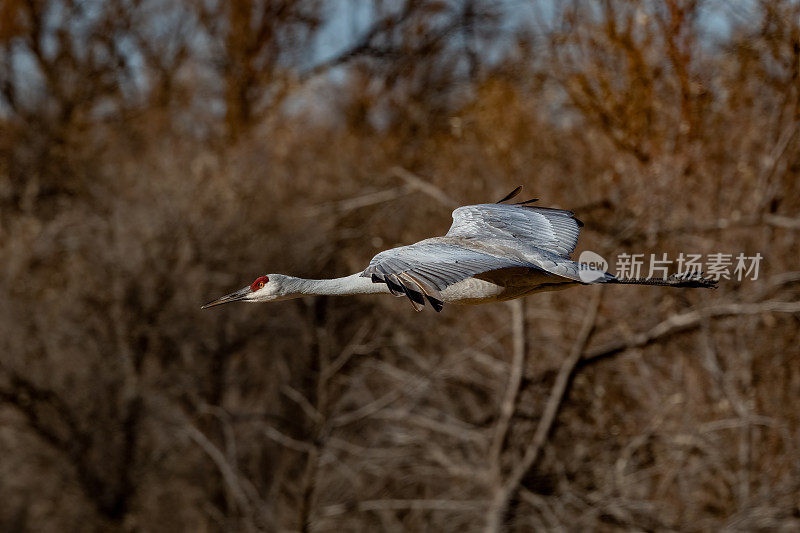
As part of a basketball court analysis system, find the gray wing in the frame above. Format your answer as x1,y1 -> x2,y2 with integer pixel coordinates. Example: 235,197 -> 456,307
446,203 -> 582,258
361,240 -> 531,312
526,249 -> 615,284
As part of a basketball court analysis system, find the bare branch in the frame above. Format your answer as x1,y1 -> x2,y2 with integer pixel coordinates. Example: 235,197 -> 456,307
488,299 -> 527,474
281,385 -> 323,424
607,213 -> 800,245
375,408 -> 488,444
183,423 -> 258,519
303,186 -> 415,217
579,300 -> 800,368
301,2 -> 420,80
318,498 -> 489,518
321,321 -> 376,381
330,388 -> 404,428
516,287 -> 602,482
390,167 -> 460,208
263,424 -> 315,454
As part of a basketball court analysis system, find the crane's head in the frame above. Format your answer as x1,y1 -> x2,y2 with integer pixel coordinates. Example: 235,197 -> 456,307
201,275 -> 296,309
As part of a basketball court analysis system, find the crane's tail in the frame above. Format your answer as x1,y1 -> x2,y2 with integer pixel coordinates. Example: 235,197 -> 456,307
604,273 -> 718,289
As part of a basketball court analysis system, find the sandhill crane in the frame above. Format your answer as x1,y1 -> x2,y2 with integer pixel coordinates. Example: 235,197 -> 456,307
202,187 -> 716,312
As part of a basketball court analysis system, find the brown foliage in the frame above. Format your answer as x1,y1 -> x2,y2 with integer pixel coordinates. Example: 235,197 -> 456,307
1,1 -> 799,531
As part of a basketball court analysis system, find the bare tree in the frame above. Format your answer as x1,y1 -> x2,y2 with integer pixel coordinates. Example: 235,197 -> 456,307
1,0 -> 799,531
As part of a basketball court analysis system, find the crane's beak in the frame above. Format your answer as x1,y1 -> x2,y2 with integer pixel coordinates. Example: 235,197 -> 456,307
201,287 -> 251,309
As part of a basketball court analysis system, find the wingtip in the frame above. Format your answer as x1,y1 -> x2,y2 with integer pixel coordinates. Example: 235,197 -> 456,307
514,197 -> 539,205
496,185 -> 523,203
426,295 -> 444,312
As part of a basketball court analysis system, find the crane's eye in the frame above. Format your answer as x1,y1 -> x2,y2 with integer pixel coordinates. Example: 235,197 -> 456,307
250,276 -> 269,291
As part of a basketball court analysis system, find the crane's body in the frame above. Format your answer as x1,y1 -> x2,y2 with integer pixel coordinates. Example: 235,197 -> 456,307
203,187 -> 715,312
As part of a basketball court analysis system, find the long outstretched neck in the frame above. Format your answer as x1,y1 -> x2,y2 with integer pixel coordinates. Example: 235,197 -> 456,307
294,273 -> 390,296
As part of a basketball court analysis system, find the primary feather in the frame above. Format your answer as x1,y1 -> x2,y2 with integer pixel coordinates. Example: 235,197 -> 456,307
203,186 -> 716,313
361,190 -> 601,312
446,203 -> 582,258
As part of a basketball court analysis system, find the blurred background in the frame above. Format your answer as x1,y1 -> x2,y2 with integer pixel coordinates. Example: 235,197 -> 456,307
1,0 -> 799,531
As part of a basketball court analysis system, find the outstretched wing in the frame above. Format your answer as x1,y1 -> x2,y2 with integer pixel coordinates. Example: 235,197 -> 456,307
361,241 -> 530,312
446,203 -> 582,258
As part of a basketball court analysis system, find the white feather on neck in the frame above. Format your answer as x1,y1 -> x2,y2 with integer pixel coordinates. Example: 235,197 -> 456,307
289,273 -> 391,297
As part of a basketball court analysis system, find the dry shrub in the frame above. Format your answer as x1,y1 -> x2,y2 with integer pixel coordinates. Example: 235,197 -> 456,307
0,1 -> 799,531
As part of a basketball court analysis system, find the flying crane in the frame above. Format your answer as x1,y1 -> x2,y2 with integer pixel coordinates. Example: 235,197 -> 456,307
202,187 -> 715,312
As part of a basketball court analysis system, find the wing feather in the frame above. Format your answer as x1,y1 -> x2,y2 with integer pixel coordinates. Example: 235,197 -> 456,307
446,203 -> 582,258
361,241 -> 529,311
362,198 -> 588,311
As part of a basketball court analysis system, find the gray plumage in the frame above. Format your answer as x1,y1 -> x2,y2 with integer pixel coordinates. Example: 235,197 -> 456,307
361,187 -> 715,312
202,186 -> 716,312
